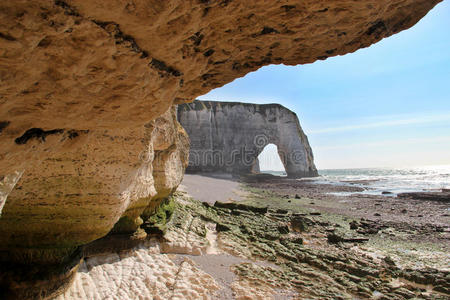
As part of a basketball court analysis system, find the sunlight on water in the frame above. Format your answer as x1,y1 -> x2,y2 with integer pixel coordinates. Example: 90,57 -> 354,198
316,165 -> 450,195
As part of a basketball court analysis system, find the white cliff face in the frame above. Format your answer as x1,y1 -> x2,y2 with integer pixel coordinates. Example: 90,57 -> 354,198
178,100 -> 318,178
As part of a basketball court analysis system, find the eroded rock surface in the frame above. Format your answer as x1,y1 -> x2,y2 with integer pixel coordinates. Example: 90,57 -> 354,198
0,105 -> 189,298
0,0 -> 442,297
59,192 -> 449,300
178,100 -> 318,177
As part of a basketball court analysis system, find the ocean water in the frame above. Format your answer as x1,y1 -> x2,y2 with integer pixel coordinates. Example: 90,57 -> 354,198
316,165 -> 450,196
261,165 -> 450,196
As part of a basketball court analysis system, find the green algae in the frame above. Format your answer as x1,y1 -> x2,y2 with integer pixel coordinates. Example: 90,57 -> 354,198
142,196 -> 176,234
173,186 -> 450,299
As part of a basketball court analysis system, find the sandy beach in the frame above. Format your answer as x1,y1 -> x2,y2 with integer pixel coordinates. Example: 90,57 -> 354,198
180,174 -> 248,204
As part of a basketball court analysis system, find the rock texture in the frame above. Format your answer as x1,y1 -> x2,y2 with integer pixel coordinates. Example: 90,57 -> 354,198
56,243 -> 220,300
178,100 -> 318,178
0,105 -> 189,299
0,0 -> 442,297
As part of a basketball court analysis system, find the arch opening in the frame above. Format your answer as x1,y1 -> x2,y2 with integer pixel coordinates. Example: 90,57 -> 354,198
256,144 -> 286,176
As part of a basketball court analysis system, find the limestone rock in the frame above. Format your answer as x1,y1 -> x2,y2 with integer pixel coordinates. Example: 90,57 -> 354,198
178,100 -> 318,177
0,105 -> 189,298
0,0 -> 442,297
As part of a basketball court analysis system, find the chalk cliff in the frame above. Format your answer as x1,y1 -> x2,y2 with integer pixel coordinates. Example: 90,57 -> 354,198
178,100 -> 317,178
0,0 -> 442,297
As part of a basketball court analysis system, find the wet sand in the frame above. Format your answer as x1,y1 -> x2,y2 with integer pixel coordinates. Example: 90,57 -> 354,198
245,175 -> 450,245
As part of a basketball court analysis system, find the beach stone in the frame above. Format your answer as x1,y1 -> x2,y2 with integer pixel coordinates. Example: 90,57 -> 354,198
397,191 -> 450,202
350,221 -> 359,230
291,216 -> 310,232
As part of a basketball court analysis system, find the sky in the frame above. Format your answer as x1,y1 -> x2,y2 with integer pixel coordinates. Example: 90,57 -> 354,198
199,1 -> 450,170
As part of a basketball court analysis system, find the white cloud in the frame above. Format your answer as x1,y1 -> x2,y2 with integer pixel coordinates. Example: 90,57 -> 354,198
315,135 -> 450,151
309,113 -> 450,134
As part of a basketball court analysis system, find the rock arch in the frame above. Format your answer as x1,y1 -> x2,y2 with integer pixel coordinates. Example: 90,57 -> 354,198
257,143 -> 286,174
178,100 -> 318,178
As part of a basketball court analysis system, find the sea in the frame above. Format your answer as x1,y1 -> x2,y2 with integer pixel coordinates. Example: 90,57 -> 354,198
263,165 -> 450,196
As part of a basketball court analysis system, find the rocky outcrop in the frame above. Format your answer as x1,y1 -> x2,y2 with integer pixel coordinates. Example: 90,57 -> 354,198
0,0 -> 442,297
0,105 -> 189,298
178,100 -> 317,178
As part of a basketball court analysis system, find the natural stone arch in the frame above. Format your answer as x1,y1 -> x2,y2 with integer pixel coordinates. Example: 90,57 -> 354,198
0,0 -> 442,297
256,143 -> 286,174
178,100 -> 318,178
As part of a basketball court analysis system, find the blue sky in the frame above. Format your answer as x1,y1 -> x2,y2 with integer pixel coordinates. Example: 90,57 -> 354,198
199,1 -> 450,170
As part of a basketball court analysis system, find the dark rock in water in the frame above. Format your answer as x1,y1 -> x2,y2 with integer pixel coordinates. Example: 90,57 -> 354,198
397,191 -> 450,202
382,191 -> 393,195
295,194 -> 301,199
310,212 -> 321,216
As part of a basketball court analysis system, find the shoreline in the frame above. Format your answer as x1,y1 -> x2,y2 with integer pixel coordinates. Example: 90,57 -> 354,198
56,173 -> 449,299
